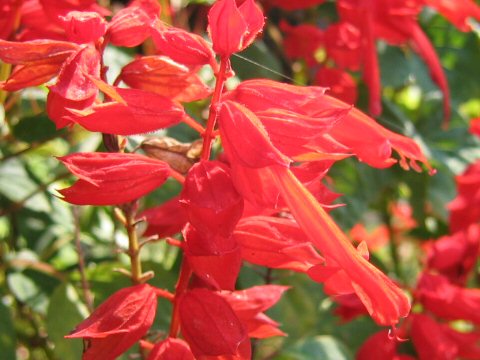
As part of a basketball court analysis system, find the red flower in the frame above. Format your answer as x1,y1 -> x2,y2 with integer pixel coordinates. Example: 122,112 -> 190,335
65,284 -> 157,360
58,152 -> 171,205
425,0 -> 480,32
263,0 -> 325,10
147,338 -> 195,360
470,117 -> 480,137
60,11 -> 107,44
280,21 -> 325,66
208,0 -> 264,57
141,197 -> 188,238
314,67 -> 358,104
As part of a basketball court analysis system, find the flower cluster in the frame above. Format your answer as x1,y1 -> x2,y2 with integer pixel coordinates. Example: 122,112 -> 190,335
1,0 -> 479,359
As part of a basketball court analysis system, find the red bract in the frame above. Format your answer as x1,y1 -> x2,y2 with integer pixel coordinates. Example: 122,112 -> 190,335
151,25 -> 215,67
179,288 -> 248,357
147,338 -> 195,360
120,56 -> 211,103
58,152 -> 171,205
107,0 -> 160,47
218,100 -> 290,168
0,0 -> 22,39
181,161 -> 244,236
65,284 -> 157,360
183,224 -> 241,290
470,117 -> 480,137
220,285 -> 288,338
141,197 -> 188,238
272,167 -> 410,326
234,216 -> 324,272
208,0 -> 264,57
60,11 -> 107,44
66,85 -> 186,135
416,272 -> 480,324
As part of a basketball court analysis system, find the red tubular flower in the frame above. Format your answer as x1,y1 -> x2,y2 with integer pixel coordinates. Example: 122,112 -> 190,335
208,0 -> 264,57
107,0 -> 160,47
0,0 -> 22,39
234,215 -> 324,272
181,161 -> 244,237
65,284 -> 157,360
324,22 -> 362,71
179,288 -> 248,358
120,56 -> 211,103
272,167 -> 410,326
147,338 -> 195,360
470,117 -> 480,137
58,152 -> 171,205
416,272 -> 480,324
357,330 -> 411,360
425,0 -> 480,32
66,85 -> 186,135
141,197 -> 188,238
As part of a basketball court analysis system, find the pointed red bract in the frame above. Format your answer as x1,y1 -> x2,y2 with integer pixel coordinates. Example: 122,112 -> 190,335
107,0 -> 160,47
147,338 -> 195,360
141,197 -> 188,238
0,39 -> 79,65
1,62 -> 63,91
179,288 -> 247,357
66,86 -> 186,135
65,284 -> 157,360
58,152 -> 171,205
181,161 -> 244,236
151,25 -> 215,67
120,56 -> 211,102
183,225 -> 241,290
425,0 -> 480,32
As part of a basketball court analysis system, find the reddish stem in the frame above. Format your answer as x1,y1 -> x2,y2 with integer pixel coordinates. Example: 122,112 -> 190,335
168,259 -> 192,337
200,56 -> 229,161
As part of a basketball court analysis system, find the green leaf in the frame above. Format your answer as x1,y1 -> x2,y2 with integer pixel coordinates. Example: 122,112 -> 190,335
284,336 -> 353,360
46,283 -> 89,360
0,300 -> 16,360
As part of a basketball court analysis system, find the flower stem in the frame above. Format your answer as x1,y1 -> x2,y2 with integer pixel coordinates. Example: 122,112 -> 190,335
123,202 -> 144,284
168,258 -> 192,337
201,56 -> 229,161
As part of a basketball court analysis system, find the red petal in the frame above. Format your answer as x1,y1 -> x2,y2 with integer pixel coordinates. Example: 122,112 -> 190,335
179,288 -> 247,357
58,152 -> 171,205
314,67 -> 358,105
271,167 -> 410,326
218,100 -> 290,168
238,0 -> 265,50
120,56 -> 211,102
424,0 -> 480,32
65,284 -> 157,360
